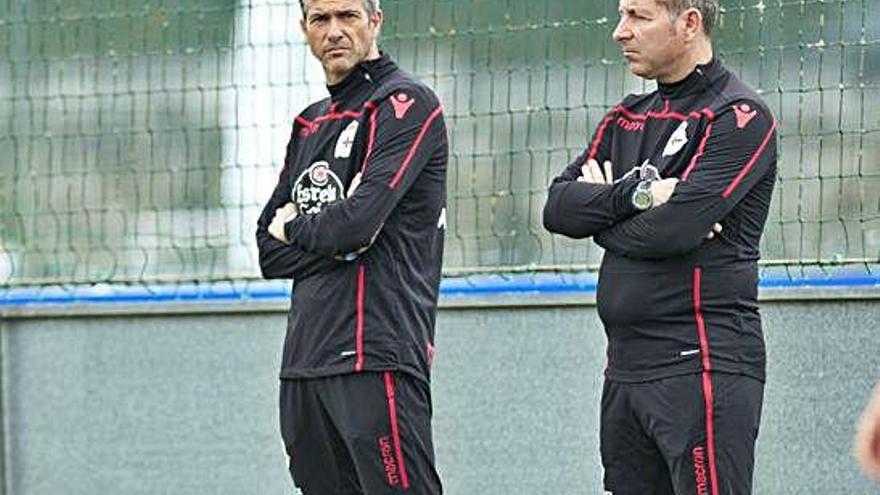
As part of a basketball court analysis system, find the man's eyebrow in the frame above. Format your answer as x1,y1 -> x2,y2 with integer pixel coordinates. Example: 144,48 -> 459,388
310,8 -> 361,16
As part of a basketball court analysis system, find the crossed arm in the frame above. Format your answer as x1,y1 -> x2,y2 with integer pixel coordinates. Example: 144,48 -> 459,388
544,102 -> 777,260
255,149 -> 336,279
256,87 -> 446,278
574,158 -> 721,240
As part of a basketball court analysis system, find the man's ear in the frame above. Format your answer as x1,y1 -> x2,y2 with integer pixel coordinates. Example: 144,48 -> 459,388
680,8 -> 704,41
370,9 -> 384,33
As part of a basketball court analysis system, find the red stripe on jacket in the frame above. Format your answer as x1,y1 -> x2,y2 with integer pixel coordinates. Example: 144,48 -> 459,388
721,120 -> 777,198
681,120 -> 715,180
388,106 -> 444,189
361,103 -> 379,174
586,110 -> 616,161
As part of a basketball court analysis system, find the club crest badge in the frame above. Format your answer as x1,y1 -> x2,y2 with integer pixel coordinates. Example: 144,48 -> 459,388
291,161 -> 345,214
335,121 -> 359,159
662,120 -> 689,157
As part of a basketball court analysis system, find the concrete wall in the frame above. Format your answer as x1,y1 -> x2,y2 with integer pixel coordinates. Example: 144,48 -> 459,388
0,299 -> 878,494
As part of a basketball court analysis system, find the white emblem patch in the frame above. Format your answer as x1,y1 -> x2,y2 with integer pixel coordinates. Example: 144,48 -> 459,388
437,207 -> 447,230
662,121 -> 689,157
291,161 -> 345,215
334,121 -> 359,159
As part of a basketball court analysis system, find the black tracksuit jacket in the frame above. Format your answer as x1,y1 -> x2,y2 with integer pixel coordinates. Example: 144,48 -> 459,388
256,55 -> 448,384
544,59 -> 777,383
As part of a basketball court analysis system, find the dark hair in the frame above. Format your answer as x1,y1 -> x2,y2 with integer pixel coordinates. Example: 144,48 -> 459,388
657,0 -> 719,36
299,0 -> 380,16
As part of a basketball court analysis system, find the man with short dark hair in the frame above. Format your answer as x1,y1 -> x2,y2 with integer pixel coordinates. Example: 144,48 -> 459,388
256,0 -> 447,493
544,0 -> 776,493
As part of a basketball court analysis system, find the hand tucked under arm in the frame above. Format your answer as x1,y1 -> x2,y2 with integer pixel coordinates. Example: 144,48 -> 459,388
284,86 -> 446,257
268,203 -> 298,244
594,102 -> 777,260
255,122 -> 339,280
543,157 -> 641,239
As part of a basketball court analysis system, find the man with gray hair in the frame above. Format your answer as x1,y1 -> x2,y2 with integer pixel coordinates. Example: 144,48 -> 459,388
544,0 -> 776,493
257,0 -> 447,493
658,0 -> 719,34
299,0 -> 380,15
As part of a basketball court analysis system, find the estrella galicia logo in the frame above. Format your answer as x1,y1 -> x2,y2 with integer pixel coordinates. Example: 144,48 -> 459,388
291,161 -> 345,214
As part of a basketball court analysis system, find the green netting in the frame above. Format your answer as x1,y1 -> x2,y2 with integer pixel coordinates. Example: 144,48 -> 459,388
1,0 -> 878,286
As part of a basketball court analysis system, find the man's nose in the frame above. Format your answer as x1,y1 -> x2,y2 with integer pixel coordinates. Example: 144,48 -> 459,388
326,17 -> 344,42
613,18 -> 631,43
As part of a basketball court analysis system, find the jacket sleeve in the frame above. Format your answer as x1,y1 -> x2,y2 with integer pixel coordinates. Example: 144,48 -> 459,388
255,125 -> 337,280
594,101 -> 778,260
543,108 -> 641,238
284,86 -> 446,257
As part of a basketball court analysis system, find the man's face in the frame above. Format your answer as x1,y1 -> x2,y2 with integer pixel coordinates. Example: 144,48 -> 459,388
613,0 -> 688,82
301,0 -> 383,85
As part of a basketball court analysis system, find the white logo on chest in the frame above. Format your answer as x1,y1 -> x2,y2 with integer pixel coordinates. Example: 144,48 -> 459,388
662,121 -> 689,157
291,161 -> 345,215
335,121 -> 359,159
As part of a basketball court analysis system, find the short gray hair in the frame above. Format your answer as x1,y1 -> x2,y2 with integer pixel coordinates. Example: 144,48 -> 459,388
657,0 -> 719,36
299,0 -> 380,16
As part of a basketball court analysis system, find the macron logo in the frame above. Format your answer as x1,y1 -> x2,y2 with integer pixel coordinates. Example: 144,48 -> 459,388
693,446 -> 709,495
378,436 -> 400,486
733,103 -> 758,129
391,93 -> 415,120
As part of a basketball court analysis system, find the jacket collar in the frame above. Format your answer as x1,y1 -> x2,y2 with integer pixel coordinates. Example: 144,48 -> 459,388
657,57 -> 725,99
327,52 -> 397,101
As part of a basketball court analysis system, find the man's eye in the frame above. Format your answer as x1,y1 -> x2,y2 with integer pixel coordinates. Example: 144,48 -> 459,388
620,10 -> 644,20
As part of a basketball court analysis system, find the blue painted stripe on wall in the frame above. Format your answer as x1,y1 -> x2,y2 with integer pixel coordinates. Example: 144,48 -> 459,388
1,273 -> 878,307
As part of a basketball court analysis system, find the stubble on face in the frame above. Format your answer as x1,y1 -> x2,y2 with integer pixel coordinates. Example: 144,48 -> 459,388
301,0 -> 381,85
614,0 -> 688,82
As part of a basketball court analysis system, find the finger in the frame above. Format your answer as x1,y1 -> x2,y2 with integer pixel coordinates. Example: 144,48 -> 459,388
268,223 -> 283,242
586,159 -> 603,183
347,172 -> 363,197
713,223 -> 723,234
856,385 -> 880,478
276,204 -> 297,222
578,164 -> 592,183
603,161 -> 613,184
856,415 -> 880,477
